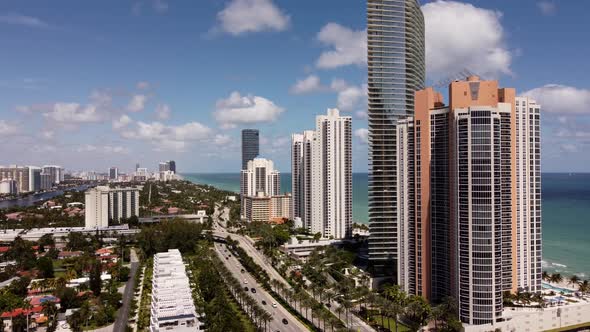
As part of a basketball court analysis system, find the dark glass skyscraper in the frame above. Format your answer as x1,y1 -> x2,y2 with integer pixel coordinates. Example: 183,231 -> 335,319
168,160 -> 176,173
367,0 -> 425,277
241,129 -> 260,170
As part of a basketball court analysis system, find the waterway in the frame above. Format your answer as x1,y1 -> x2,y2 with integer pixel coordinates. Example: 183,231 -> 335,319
0,185 -> 92,209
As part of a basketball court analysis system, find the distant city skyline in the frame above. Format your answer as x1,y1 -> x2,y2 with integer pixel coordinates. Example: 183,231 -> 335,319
1,0 -> 589,173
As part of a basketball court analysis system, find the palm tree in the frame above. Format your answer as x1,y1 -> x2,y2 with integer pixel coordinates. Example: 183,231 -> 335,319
569,275 -> 580,286
579,280 -> 590,293
550,273 -> 563,284
542,271 -> 550,281
23,300 -> 32,332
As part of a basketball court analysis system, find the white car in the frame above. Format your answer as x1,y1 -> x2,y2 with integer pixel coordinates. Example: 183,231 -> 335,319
244,280 -> 248,284
272,302 -> 277,308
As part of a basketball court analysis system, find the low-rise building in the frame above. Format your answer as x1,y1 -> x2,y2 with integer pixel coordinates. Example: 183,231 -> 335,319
242,193 -> 292,223
139,211 -> 208,224
279,236 -> 342,262
150,249 -> 202,332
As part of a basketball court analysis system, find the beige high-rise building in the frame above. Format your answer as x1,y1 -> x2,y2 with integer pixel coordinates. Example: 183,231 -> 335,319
396,76 -> 541,326
85,186 -> 140,228
240,157 -> 280,220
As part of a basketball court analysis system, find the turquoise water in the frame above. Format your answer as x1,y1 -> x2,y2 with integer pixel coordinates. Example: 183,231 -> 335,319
181,172 -> 590,277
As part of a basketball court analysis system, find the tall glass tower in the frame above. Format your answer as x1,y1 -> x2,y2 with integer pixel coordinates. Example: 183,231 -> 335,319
241,129 -> 260,170
367,0 -> 425,277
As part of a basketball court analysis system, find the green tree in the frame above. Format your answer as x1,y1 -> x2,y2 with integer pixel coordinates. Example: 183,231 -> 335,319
37,256 -> 55,278
89,260 -> 102,296
38,233 -> 55,251
402,295 -> 431,332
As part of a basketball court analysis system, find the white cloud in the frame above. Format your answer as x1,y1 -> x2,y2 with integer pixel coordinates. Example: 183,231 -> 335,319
40,130 -> 55,140
43,103 -> 102,123
216,0 -> 290,36
330,79 -> 367,112
155,104 -> 171,120
122,121 -> 214,152
113,114 -> 133,130
0,13 -> 49,28
560,143 -> 578,153
214,91 -> 285,129
290,75 -> 323,94
213,134 -> 232,146
537,1 -> 556,15
76,144 -> 129,154
354,128 -> 369,144
152,0 -> 169,13
136,81 -> 150,90
355,111 -> 368,120
0,121 -> 19,136
520,84 -> 590,114
422,1 -> 512,80
127,94 -> 148,112
316,23 -> 366,69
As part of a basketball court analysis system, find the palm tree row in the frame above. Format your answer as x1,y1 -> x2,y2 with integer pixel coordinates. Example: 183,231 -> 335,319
270,279 -> 344,331
542,271 -> 590,293
213,254 -> 273,331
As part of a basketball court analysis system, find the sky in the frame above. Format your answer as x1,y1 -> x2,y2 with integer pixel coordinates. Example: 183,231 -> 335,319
0,0 -> 589,173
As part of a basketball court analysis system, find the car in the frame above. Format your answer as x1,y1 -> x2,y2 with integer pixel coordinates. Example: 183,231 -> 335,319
225,257 -> 229,260
261,300 -> 267,305
282,318 -> 288,325
243,280 -> 248,284
251,288 -> 256,293
272,302 -> 277,308
240,269 -> 245,273
244,286 -> 249,291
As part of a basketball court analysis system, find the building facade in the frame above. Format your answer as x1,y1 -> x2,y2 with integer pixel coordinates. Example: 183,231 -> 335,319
367,0 -> 425,276
515,97 -> 542,292
109,167 -> 118,180
0,166 -> 30,193
242,193 -> 292,223
241,129 -> 260,170
291,109 -> 352,239
85,187 -> 110,228
85,186 -> 140,228
28,166 -> 41,192
151,249 -> 201,332
240,157 -> 280,219
42,165 -> 64,184
394,77 -> 541,326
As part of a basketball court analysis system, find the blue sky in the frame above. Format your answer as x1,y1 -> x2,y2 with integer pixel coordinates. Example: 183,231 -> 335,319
0,0 -> 589,173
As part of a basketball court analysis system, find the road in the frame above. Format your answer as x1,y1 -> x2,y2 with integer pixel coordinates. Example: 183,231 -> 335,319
213,242 -> 308,332
113,248 -> 140,332
212,224 -> 376,332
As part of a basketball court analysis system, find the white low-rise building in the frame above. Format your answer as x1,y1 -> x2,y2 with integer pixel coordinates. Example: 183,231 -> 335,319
463,300 -> 590,332
150,249 -> 201,332
279,236 -> 342,262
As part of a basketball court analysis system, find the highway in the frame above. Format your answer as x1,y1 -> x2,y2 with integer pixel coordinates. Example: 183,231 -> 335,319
213,242 -> 308,332
212,222 -> 376,332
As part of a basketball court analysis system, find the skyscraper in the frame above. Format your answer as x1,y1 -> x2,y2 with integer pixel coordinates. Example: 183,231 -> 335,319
28,166 -> 41,192
241,129 -> 260,170
109,167 -> 118,180
396,76 -> 541,326
168,160 -> 176,173
367,0 -> 425,276
291,109 -> 352,239
515,97 -> 542,293
42,165 -> 64,184
240,157 -> 280,219
85,186 -> 140,228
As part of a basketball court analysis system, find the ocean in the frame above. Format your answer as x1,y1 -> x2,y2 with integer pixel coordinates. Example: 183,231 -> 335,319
181,172 -> 590,278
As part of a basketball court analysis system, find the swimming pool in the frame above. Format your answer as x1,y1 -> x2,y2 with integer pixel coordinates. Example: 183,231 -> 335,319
542,282 -> 575,294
